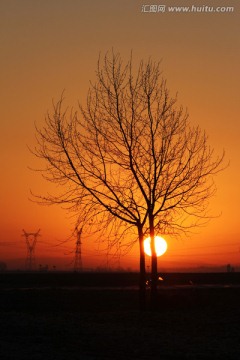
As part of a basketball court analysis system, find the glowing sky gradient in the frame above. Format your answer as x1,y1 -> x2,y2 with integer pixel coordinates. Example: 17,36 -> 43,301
0,0 -> 239,270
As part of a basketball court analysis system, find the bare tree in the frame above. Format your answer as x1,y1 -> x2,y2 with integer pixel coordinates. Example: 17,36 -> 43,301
33,51 -> 225,309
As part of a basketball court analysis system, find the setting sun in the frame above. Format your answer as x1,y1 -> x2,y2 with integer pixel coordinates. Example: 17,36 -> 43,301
144,236 -> 168,257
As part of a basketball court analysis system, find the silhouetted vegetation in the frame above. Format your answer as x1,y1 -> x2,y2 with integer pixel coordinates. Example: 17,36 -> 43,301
33,51 -> 225,309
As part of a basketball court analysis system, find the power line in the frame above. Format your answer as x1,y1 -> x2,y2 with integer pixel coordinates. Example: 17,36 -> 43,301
74,226 -> 83,272
22,229 -> 41,271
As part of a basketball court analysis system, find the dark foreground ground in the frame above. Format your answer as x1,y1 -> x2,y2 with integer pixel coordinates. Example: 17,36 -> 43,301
1,273 -> 240,359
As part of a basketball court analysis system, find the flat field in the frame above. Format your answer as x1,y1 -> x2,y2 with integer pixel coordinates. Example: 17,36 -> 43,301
0,272 -> 240,359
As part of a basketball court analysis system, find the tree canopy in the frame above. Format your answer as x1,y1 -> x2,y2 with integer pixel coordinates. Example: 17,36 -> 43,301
33,51 -> 225,308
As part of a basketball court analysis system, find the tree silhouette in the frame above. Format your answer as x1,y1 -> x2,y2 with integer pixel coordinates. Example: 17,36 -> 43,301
33,51 -> 225,309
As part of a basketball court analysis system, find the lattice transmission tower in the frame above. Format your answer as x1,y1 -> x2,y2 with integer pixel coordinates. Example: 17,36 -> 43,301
74,226 -> 83,272
22,229 -> 41,271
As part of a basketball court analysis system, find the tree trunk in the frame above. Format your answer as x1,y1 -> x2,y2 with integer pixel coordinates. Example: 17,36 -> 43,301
149,213 -> 158,310
138,225 -> 146,311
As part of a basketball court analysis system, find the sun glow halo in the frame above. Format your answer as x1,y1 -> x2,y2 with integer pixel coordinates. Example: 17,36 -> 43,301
144,236 -> 167,257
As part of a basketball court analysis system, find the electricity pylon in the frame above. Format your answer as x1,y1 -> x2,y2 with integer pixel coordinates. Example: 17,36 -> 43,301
74,226 -> 83,272
22,229 -> 41,271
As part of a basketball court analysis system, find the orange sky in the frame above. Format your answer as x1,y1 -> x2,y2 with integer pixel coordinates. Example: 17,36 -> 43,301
0,0 -> 239,271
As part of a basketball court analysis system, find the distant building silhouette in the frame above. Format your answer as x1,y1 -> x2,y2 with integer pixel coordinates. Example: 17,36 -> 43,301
227,264 -> 235,273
